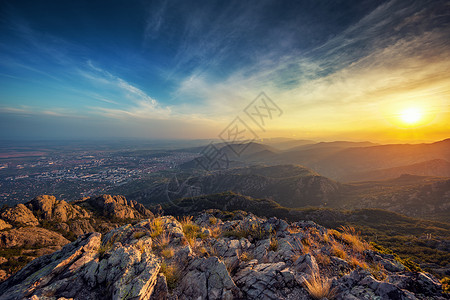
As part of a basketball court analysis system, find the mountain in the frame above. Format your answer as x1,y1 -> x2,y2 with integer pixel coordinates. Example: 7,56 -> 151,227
0,211 -> 446,299
259,138 -> 315,150
220,138 -> 450,181
310,139 -> 450,180
344,159 -> 450,181
136,165 -> 341,208
338,175 -> 450,222
285,141 -> 378,152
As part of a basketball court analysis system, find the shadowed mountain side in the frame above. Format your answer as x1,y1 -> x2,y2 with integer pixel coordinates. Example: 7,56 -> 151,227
133,165 -> 341,208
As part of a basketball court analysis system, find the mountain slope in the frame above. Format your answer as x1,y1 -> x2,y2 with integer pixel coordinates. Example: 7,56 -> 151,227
344,159 -> 450,181
138,165 -> 340,208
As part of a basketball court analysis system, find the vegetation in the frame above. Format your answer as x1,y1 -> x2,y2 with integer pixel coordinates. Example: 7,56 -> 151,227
223,222 -> 268,240
303,270 -> 335,299
159,261 -> 180,291
149,218 -> 163,238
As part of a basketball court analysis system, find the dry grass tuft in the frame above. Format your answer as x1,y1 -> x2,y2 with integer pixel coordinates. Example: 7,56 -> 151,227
150,218 -> 163,238
330,242 -> 346,260
268,235 -> 279,252
160,261 -> 180,291
348,255 -> 368,269
338,226 -> 371,253
303,270 -> 336,299
315,252 -> 331,266
239,251 -> 254,262
154,232 -> 170,249
161,247 -> 174,259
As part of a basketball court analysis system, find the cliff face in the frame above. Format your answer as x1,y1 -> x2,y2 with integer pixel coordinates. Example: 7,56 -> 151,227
0,212 -> 445,300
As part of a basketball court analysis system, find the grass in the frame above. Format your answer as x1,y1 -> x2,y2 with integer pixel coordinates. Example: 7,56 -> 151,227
338,226 -> 371,253
330,242 -> 346,260
98,238 -> 115,259
223,222 -> 267,240
315,252 -> 331,266
153,232 -> 171,250
150,218 -> 163,238
161,247 -> 174,259
286,237 -> 307,262
133,231 -> 147,240
348,255 -> 368,269
303,270 -> 335,299
160,261 -> 180,291
239,251 -> 254,262
268,235 -> 279,251
369,262 -> 387,281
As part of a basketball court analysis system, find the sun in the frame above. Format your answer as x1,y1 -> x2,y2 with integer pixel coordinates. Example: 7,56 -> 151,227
399,107 -> 422,125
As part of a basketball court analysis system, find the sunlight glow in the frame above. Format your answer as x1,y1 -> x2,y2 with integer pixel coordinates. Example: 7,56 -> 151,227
399,107 -> 422,125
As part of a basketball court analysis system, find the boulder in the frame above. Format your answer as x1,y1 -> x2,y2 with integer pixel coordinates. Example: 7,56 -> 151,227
0,204 -> 39,227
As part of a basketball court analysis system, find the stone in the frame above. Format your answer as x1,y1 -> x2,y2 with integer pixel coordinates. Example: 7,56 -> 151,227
0,204 -> 39,226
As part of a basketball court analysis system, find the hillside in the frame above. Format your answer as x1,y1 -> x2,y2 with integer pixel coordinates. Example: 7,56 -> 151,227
0,212 -> 446,299
343,159 -> 450,181
339,175 -> 450,221
134,165 -> 341,208
213,139 -> 450,181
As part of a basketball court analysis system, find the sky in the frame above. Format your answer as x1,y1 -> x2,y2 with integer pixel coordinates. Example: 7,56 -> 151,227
0,0 -> 449,142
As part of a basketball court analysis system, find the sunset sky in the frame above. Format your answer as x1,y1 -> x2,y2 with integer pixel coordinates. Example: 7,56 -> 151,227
0,0 -> 449,142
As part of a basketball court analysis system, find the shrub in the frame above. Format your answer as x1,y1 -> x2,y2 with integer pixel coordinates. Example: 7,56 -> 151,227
441,277 -> 449,294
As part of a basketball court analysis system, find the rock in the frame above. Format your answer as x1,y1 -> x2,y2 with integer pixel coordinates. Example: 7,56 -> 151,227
0,227 -> 69,249
235,262 -> 303,299
177,256 -> 241,300
75,194 -> 154,219
0,219 -> 12,231
294,253 -> 319,275
0,231 -> 161,300
0,204 -> 39,226
0,212 -> 447,299
150,274 -> 169,300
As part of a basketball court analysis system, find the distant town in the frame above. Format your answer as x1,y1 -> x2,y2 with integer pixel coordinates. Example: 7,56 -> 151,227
0,145 -> 199,206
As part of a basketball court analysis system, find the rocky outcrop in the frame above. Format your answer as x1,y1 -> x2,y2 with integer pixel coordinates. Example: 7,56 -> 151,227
0,194 -> 156,283
27,195 -> 90,222
0,227 -> 69,249
0,213 -> 445,300
0,219 -> 11,231
75,194 -> 154,219
0,204 -> 39,227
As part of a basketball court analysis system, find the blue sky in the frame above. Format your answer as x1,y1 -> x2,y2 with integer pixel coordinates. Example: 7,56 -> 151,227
0,0 -> 449,141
